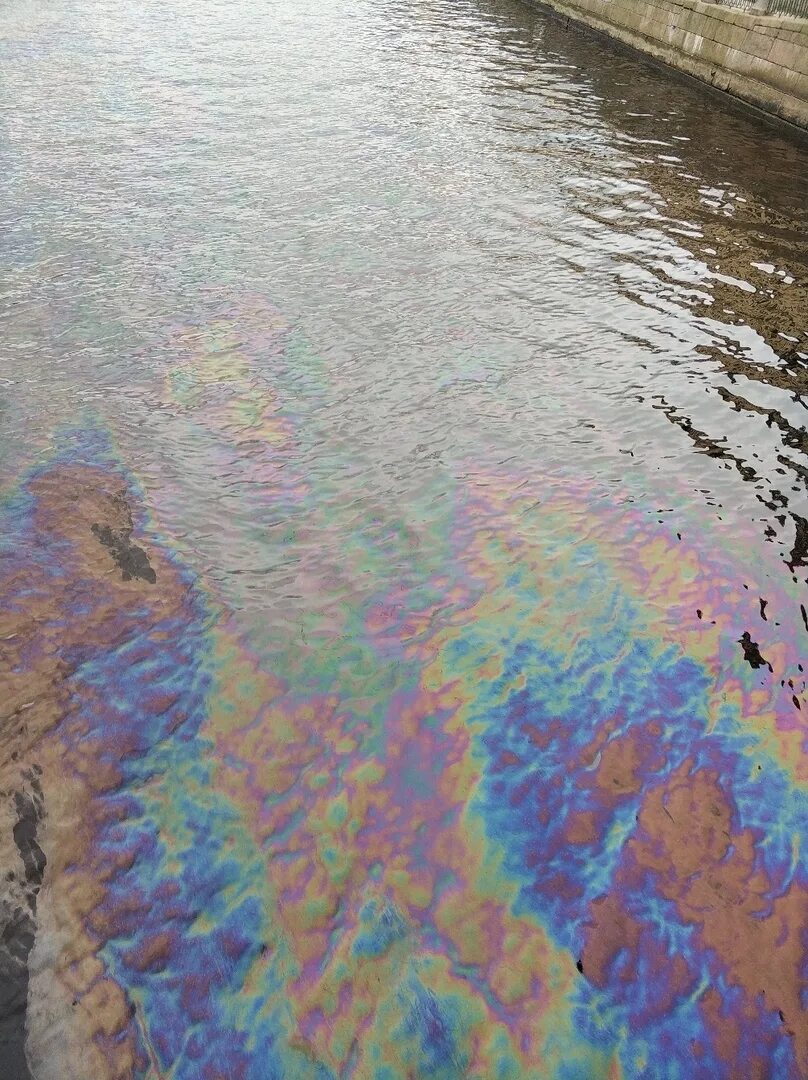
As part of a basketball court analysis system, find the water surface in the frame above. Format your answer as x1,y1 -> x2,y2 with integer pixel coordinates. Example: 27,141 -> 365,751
1,0 -> 808,1076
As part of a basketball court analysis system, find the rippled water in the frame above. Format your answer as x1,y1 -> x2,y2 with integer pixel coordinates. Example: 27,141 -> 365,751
2,0 -> 808,1077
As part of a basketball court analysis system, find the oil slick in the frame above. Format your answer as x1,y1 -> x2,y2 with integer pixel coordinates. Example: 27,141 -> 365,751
1,298 -> 806,1079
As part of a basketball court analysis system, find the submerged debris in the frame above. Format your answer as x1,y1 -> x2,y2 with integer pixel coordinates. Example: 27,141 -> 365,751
91,494 -> 156,584
738,631 -> 772,672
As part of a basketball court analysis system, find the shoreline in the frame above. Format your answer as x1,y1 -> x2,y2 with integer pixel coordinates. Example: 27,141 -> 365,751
525,0 -> 808,134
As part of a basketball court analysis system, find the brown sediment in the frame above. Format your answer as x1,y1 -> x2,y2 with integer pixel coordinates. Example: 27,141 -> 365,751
566,718 -> 669,851
0,467 -> 159,777
565,811 -> 599,845
580,893 -> 643,989
583,759 -> 808,1071
635,765 -> 807,1066
0,460 -> 194,1078
591,722 -> 665,798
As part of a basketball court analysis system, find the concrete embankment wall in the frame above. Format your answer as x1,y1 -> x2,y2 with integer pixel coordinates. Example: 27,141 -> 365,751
529,0 -> 808,130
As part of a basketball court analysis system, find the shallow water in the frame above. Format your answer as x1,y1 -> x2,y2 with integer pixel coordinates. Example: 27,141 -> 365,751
1,0 -> 808,1076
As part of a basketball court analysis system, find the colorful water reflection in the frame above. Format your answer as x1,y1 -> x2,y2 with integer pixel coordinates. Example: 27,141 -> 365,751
1,298 -> 806,1079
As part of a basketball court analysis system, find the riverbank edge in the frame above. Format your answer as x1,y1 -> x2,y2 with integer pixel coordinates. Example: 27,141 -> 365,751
525,0 -> 808,132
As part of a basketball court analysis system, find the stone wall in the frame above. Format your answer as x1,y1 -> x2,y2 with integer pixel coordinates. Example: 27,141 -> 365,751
529,0 -> 808,130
